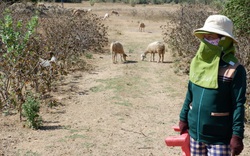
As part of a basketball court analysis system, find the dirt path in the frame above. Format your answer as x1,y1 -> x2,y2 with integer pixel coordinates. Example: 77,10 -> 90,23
1,2 -> 250,156
0,52 -> 188,155
39,52 -> 188,156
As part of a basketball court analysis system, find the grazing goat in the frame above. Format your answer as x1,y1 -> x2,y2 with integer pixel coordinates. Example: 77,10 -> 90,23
141,41 -> 165,63
111,10 -> 119,16
36,2 -> 46,9
139,22 -> 145,32
39,52 -> 56,67
72,9 -> 87,16
102,13 -> 109,20
110,41 -> 127,64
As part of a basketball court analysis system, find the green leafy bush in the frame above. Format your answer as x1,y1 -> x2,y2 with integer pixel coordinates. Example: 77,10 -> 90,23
130,0 -> 136,7
0,2 -> 108,123
0,9 -> 39,117
222,0 -> 250,36
90,0 -> 96,6
22,93 -> 42,129
222,0 -> 250,122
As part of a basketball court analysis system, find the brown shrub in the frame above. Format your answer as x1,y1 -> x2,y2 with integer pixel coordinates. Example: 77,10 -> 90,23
0,2 -> 108,116
161,4 -> 217,74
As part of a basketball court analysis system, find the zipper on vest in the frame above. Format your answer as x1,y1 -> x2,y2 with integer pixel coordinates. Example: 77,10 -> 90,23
197,88 -> 205,141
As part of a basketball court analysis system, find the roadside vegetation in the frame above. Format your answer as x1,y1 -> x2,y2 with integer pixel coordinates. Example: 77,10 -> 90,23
160,0 -> 250,122
0,0 -> 249,128
0,1 -> 108,128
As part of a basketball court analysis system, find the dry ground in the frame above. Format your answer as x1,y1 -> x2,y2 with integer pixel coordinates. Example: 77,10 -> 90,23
1,2 -> 250,156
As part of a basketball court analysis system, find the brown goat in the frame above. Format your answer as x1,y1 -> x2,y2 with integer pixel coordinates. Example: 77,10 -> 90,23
139,22 -> 145,32
111,10 -> 119,16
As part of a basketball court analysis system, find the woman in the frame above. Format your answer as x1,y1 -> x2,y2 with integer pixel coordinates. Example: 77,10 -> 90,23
179,15 -> 246,156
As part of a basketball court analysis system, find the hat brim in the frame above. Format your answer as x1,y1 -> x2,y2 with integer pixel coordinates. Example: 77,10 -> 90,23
194,28 -> 238,43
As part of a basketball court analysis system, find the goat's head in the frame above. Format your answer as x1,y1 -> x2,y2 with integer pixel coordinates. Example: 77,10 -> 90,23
141,53 -> 146,61
123,54 -> 127,61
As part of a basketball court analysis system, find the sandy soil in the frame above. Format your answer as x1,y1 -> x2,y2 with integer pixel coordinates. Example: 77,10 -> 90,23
1,2 -> 250,156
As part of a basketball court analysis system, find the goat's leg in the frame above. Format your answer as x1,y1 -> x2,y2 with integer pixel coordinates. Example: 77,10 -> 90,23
152,53 -> 155,62
162,53 -> 164,63
158,53 -> 161,63
113,53 -> 117,64
120,54 -> 123,62
112,52 -> 114,63
115,53 -> 118,63
112,52 -> 116,64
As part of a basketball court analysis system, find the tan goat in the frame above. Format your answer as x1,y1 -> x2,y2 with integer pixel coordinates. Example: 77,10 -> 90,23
110,41 -> 127,64
139,22 -> 145,32
141,41 -> 165,63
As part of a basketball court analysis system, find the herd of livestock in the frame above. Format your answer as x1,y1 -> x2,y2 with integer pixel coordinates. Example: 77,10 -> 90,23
6,2 -> 166,66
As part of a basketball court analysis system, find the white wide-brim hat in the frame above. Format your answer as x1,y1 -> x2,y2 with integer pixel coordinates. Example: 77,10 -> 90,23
193,15 -> 238,43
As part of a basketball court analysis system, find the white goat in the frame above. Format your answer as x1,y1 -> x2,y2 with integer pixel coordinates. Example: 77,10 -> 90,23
141,41 -> 165,63
39,52 -> 56,67
102,13 -> 109,20
110,41 -> 127,64
139,22 -> 145,32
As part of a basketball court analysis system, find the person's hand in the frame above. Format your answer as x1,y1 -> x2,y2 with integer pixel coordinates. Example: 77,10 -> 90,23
230,135 -> 244,155
179,120 -> 188,135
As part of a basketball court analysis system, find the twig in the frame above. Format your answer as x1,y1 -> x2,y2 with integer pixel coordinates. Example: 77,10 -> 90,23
121,128 -> 147,137
138,146 -> 154,149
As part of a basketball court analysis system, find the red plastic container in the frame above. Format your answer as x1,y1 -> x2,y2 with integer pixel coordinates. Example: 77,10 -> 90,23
165,126 -> 190,156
